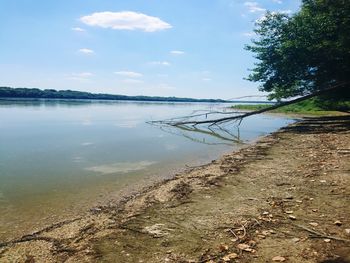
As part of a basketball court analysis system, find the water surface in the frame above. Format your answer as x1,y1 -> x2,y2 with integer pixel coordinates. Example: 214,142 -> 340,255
0,99 -> 293,240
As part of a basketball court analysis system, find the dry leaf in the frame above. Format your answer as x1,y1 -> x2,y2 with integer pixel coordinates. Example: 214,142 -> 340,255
237,243 -> 250,250
222,253 -> 238,262
244,248 -> 256,253
272,256 -> 286,262
334,220 -> 342,226
219,244 -> 229,252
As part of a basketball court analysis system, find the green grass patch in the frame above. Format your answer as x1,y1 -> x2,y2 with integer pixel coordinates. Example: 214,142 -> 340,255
232,99 -> 349,116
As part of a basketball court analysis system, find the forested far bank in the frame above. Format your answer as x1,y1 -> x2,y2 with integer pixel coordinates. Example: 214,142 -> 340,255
0,87 -> 232,103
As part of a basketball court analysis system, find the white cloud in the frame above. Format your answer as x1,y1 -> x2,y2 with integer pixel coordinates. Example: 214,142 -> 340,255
242,32 -> 255,37
244,2 -> 266,13
78,48 -> 94,54
272,0 -> 282,4
71,27 -> 85,32
80,11 -> 172,32
149,61 -> 171,66
114,71 -> 143,78
202,78 -> 212,81
122,79 -> 144,84
170,50 -> 185,55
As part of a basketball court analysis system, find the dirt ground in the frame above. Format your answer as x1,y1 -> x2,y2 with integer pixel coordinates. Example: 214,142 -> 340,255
0,115 -> 349,263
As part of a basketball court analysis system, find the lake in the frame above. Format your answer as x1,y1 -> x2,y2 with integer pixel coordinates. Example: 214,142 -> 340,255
0,99 -> 293,241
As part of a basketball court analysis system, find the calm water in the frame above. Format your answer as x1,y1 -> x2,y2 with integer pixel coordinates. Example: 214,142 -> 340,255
0,99 -> 293,240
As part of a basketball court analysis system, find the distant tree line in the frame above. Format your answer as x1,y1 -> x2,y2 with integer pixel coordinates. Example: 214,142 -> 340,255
0,87 -> 229,103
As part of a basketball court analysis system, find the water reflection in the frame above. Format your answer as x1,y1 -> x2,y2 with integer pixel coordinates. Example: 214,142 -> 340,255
0,99 -> 293,241
85,161 -> 156,175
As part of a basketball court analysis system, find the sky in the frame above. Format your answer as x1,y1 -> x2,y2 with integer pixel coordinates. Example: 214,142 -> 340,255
0,0 -> 301,99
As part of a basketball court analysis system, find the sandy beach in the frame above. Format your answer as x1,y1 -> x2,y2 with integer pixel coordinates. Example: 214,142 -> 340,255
1,115 -> 349,263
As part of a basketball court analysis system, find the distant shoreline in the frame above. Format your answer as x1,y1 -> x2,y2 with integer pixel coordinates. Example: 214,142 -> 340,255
0,87 -> 273,104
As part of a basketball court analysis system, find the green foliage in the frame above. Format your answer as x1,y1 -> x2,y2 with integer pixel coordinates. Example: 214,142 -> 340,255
232,99 -> 350,115
246,0 -> 350,103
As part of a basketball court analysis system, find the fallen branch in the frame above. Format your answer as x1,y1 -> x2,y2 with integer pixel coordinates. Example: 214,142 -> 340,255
293,224 -> 350,242
151,83 -> 347,127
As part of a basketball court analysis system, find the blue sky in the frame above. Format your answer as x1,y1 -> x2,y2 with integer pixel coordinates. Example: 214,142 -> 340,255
0,0 -> 300,99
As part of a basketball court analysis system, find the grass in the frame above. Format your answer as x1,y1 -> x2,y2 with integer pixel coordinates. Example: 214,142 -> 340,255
231,99 -> 349,116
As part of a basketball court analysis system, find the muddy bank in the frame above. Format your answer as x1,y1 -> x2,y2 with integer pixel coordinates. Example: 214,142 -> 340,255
1,115 -> 349,262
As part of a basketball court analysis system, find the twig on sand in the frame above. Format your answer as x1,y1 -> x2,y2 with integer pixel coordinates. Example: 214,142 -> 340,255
293,224 -> 350,242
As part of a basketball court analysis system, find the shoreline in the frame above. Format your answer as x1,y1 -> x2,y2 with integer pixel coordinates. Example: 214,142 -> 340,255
1,115 -> 349,262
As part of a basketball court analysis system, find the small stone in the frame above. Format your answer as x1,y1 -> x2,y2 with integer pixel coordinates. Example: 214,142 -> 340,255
285,210 -> 294,214
309,222 -> 319,227
292,238 -> 300,243
237,243 -> 250,250
222,253 -> 238,262
334,220 -> 342,226
324,239 -> 331,243
288,215 -> 297,220
262,230 -> 270,235
345,229 -> 350,235
244,248 -> 256,253
262,211 -> 269,215
272,256 -> 286,262
312,209 -> 318,212
296,200 -> 303,203
320,180 -> 327,183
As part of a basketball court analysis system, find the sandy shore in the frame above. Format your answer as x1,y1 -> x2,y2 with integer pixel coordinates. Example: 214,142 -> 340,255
1,115 -> 349,263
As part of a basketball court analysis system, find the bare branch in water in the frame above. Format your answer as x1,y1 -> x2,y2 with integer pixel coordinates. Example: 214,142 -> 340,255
149,83 -> 347,127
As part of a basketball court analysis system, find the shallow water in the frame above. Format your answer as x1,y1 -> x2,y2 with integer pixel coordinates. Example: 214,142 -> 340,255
0,99 -> 293,240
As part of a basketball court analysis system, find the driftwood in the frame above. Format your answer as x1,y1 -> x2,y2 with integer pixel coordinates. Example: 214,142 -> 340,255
150,83 -> 347,127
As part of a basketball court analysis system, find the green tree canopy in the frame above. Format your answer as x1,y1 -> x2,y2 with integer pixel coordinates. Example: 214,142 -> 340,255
246,0 -> 350,102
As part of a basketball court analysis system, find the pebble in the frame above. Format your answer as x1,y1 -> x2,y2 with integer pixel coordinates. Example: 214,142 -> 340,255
292,237 -> 300,243
288,215 -> 297,220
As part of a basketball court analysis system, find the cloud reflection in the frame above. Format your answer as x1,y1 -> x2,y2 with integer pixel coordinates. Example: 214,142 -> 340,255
85,161 -> 156,174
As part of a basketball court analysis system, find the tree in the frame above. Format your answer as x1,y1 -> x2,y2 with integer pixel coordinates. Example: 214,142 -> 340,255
245,0 -> 350,103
